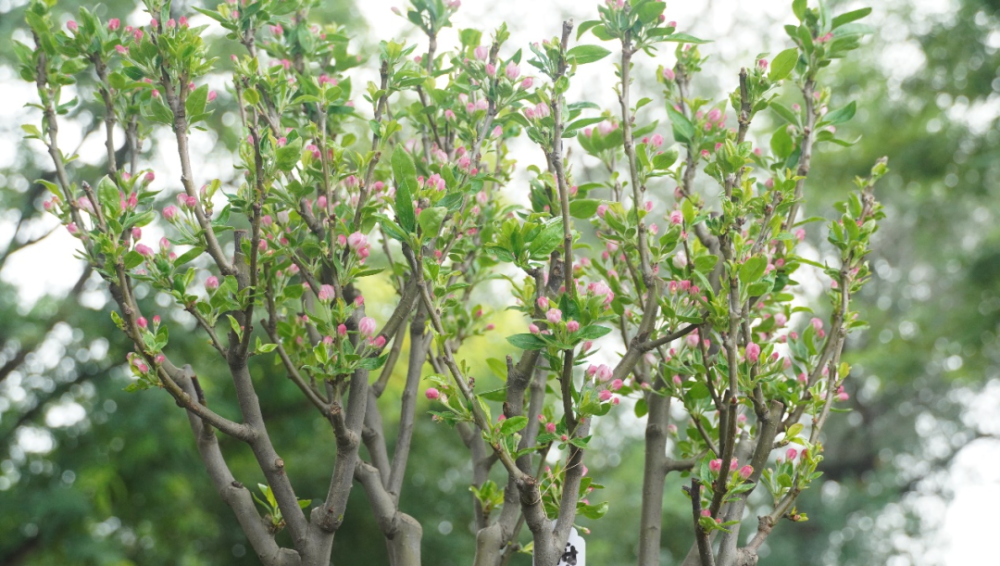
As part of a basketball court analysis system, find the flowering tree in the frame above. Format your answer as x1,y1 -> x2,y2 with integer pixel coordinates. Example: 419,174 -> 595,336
18,0 -> 885,564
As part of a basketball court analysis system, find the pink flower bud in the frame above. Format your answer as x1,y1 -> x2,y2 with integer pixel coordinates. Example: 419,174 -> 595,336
795,228 -> 806,241
347,231 -> 368,251
566,320 -> 580,332
597,204 -> 608,217
662,68 -> 675,81
757,59 -> 768,70
545,422 -> 556,433
746,342 -> 761,363
205,276 -> 219,290
486,63 -> 496,77
546,308 -> 562,324
786,448 -> 798,461
359,317 -> 377,337
521,77 -> 534,90
137,316 -> 148,328
739,465 -> 753,480
474,45 -> 488,60
504,62 -> 520,80
599,389 -> 613,402
425,388 -> 440,401
373,335 -> 387,348
318,284 -> 336,301
536,296 -> 549,310
529,323 -> 541,335
709,459 -> 722,473
135,243 -> 154,257
67,20 -> 78,32
669,210 -> 683,225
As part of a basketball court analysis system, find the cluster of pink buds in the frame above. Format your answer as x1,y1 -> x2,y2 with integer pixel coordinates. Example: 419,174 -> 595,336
586,281 -> 614,306
347,231 -> 371,261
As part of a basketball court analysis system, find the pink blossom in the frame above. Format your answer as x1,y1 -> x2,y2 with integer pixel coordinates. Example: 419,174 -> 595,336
347,231 -> 368,251
136,243 -> 154,257
425,388 -> 440,401
373,335 -> 387,348
318,284 -> 336,301
650,133 -> 664,148
597,120 -> 615,135
566,320 -> 580,333
706,108 -> 723,123
775,313 -> 788,327
662,68 -> 675,81
136,316 -> 148,328
115,44 -> 128,54
179,16 -> 188,28
795,228 -> 806,241
528,323 -> 541,335
205,276 -> 219,291
757,59 -> 768,70
739,465 -> 753,480
709,459 -> 722,473
545,422 -> 556,434
786,448 -> 798,461
162,205 -> 178,221
359,317 -> 377,337
594,364 -> 613,383
537,297 -> 549,310
811,317 -> 824,331
597,204 -> 608,217
669,210 -> 683,225
474,45 -> 488,60
546,308 -> 562,324
610,379 -> 623,391
521,77 -> 534,89
598,389 -> 613,402
746,342 -> 761,363
67,20 -> 78,32
504,62 -> 520,80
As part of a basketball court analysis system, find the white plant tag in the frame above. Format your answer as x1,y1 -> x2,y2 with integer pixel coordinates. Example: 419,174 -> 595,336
534,525 -> 585,566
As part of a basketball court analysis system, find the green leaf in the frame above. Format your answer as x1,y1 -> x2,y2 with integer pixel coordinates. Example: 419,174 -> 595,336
569,199 -> 600,219
820,101 -> 856,127
667,106 -> 695,145
185,85 -> 209,122
123,251 -> 144,270
636,1 -> 666,24
575,325 -> 612,340
652,149 -> 679,169
499,416 -> 528,436
506,333 -> 548,350
172,246 -> 204,267
792,0 -> 807,21
693,254 -> 718,273
634,398 -> 648,418
832,8 -> 872,28
739,256 -> 768,284
227,315 -> 243,341
566,45 -> 612,65
417,206 -> 448,236
391,146 -> 417,232
768,48 -> 799,82
527,222 -> 563,257
769,102 -> 800,126
662,33 -> 712,45
96,175 -> 120,215
576,20 -> 602,41
275,138 -> 303,172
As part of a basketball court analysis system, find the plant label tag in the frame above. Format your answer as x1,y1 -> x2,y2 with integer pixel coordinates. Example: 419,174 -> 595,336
534,526 -> 585,566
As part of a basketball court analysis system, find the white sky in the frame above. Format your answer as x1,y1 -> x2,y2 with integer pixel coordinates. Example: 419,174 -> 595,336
2,0 -> 997,563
